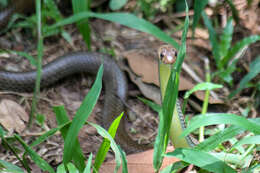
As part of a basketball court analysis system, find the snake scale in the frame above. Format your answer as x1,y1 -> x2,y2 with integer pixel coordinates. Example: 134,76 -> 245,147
0,0 -> 151,153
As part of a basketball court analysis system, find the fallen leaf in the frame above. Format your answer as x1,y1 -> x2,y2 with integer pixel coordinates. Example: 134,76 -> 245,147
0,99 -> 29,134
100,146 -> 178,173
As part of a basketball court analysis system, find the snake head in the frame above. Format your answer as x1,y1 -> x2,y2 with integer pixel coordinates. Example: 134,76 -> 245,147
158,45 -> 177,64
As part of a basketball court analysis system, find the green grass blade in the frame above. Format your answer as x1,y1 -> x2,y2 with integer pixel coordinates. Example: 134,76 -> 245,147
219,17 -> 233,60
29,123 -> 69,147
229,56 -> 260,98
14,135 -> 55,173
192,0 -> 208,36
160,161 -> 188,173
231,135 -> 260,149
195,125 -> 244,151
181,113 -> 260,138
202,11 -> 221,67
138,97 -> 161,112
0,159 -> 24,173
67,163 -> 79,173
84,153 -> 93,173
56,163 -> 66,173
93,112 -> 124,172
63,64 -> 103,164
47,12 -> 179,49
118,146 -> 128,173
184,82 -> 223,99
222,35 -> 260,67
224,0 -> 239,23
166,148 -> 236,173
88,122 -> 123,173
109,0 -> 127,10
72,0 -> 92,50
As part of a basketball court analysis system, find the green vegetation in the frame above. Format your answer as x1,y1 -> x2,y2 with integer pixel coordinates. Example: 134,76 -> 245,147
0,0 -> 259,172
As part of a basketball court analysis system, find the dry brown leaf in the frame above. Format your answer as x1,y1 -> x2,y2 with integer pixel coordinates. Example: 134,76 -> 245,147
123,50 -> 193,91
0,99 -> 29,133
100,146 -> 178,173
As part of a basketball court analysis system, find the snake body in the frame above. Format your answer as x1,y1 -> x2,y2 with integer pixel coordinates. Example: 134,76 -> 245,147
0,1 -> 151,153
0,52 -> 151,153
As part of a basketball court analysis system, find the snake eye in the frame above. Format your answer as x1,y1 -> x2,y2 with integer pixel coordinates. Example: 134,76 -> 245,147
160,52 -> 164,60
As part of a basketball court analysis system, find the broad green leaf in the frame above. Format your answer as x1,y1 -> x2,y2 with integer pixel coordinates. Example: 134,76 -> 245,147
53,106 -> 86,172
14,135 -> 55,173
94,112 -> 124,172
0,159 -> 24,173
88,122 -> 122,172
192,0 -> 208,35
181,113 -> 260,138
109,0 -> 127,10
219,17 -> 233,59
47,12 -> 179,49
231,135 -> 260,149
63,65 -> 103,164
229,56 -> 260,98
202,11 -> 221,67
184,82 -> 223,99
166,148 -> 236,173
221,35 -> 260,67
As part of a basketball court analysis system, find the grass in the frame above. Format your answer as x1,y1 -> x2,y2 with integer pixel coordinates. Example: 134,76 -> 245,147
0,0 -> 259,172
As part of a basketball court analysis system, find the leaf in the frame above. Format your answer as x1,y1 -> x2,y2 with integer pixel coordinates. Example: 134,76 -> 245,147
83,153 -> 93,173
0,159 -> 24,173
63,65 -> 103,164
231,135 -> 260,149
72,0 -> 91,49
138,97 -> 161,113
93,112 -> 124,172
202,11 -> 221,67
192,0 -> 208,36
221,35 -> 260,67
219,17 -> 233,59
195,125 -> 244,151
166,148 -> 236,173
88,122 -> 123,172
181,113 -> 260,138
109,0 -> 127,10
229,56 -> 260,98
47,12 -> 179,49
53,106 -> 86,172
14,135 -> 55,173
184,82 -> 223,99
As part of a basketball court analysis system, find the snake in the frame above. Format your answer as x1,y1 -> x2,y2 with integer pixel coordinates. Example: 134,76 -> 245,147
0,0 -> 197,153
158,45 -> 198,148
0,1 -> 152,154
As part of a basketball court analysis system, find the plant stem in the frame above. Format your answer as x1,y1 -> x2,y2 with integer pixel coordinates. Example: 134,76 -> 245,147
29,0 -> 43,126
199,58 -> 210,142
